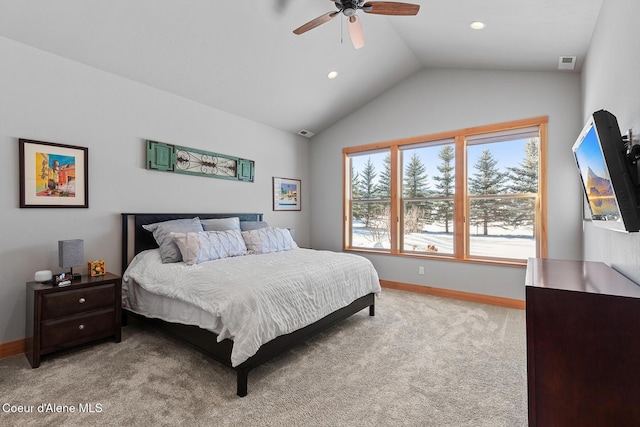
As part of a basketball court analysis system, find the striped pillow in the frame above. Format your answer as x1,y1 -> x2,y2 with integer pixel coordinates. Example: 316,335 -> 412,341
241,227 -> 297,254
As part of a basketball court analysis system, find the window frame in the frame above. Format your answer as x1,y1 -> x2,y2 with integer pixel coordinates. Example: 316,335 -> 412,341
399,139 -> 456,256
342,116 -> 548,266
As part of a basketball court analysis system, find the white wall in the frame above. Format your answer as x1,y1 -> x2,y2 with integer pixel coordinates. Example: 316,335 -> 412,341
310,68 -> 583,300
581,0 -> 640,282
0,37 -> 310,344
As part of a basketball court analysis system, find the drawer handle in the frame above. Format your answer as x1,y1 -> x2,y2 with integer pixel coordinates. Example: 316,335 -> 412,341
78,324 -> 85,330
79,298 -> 86,304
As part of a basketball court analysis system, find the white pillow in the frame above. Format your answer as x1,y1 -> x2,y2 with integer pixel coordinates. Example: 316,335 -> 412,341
241,227 -> 298,255
171,230 -> 247,265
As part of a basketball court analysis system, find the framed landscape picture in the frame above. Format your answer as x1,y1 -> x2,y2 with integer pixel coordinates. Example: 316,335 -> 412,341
273,177 -> 301,211
19,139 -> 89,208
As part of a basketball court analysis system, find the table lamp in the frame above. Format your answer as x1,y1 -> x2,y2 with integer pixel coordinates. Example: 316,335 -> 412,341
59,239 -> 84,280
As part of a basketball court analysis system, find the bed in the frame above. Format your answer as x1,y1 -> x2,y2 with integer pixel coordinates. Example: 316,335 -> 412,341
120,212 -> 380,397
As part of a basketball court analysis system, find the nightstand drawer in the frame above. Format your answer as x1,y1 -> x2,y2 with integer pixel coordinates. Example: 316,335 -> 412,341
41,308 -> 115,350
41,283 -> 115,319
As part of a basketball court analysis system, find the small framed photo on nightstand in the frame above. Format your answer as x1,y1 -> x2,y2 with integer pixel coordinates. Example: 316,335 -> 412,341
88,260 -> 106,277
54,272 -> 71,287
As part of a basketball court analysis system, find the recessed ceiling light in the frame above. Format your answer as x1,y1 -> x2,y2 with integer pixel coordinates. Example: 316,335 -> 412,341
327,70 -> 339,79
470,21 -> 485,30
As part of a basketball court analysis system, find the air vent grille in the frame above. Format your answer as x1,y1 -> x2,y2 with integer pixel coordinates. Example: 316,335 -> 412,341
298,129 -> 315,138
558,56 -> 576,70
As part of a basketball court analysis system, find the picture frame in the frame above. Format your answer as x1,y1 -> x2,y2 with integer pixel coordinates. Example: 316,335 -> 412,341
53,272 -> 72,287
19,139 -> 89,208
273,177 -> 301,211
88,259 -> 106,277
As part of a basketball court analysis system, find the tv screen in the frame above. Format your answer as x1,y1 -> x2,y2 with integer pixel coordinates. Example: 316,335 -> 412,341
572,110 -> 640,232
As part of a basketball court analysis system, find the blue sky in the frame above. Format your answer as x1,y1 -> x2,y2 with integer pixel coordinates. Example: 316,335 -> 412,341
47,153 -> 76,167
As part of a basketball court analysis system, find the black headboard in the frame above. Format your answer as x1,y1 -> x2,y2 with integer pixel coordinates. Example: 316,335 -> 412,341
121,212 -> 263,274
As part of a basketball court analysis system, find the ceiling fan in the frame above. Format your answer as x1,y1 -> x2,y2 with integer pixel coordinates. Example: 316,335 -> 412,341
293,1 -> 420,49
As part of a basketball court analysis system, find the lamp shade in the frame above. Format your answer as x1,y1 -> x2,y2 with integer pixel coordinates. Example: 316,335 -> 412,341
58,239 -> 84,269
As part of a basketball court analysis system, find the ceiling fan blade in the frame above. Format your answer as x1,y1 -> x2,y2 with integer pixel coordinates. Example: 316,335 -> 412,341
293,11 -> 339,35
348,15 -> 365,49
363,2 -> 420,16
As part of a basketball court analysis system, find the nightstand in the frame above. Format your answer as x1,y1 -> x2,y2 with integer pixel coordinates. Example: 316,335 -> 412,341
25,272 -> 122,368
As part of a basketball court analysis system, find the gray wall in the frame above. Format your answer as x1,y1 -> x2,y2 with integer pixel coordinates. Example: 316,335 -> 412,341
310,68 -> 583,300
581,0 -> 640,281
0,37 -> 310,344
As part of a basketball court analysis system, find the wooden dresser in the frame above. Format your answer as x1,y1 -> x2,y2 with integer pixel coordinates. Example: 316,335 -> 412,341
526,258 -> 640,426
25,272 -> 122,368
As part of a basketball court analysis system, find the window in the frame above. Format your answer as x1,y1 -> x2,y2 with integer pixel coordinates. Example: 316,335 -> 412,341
401,140 -> 456,255
466,128 -> 540,260
348,150 -> 391,251
343,117 -> 547,265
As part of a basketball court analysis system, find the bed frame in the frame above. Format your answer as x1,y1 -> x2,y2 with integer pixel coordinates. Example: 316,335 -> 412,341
121,213 -> 375,397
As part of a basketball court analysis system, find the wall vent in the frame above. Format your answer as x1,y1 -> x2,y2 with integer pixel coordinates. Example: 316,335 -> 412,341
558,56 -> 577,70
298,129 -> 315,138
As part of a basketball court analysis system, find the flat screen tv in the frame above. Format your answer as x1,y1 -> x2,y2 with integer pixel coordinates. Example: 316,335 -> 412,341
572,110 -> 640,232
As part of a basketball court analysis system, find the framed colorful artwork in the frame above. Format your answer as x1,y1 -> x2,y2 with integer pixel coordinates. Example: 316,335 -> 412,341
273,177 -> 301,211
19,139 -> 89,208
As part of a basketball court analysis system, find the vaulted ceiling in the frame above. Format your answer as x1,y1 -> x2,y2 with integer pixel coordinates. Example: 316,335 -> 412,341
0,0 -> 603,136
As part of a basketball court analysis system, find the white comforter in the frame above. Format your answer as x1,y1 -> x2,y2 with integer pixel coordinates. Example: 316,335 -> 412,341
123,248 -> 381,366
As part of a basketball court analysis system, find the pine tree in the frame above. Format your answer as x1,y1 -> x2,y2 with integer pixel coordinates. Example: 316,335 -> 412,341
508,139 -> 538,193
351,163 -> 365,222
403,152 -> 429,232
358,157 -> 378,228
377,153 -> 392,198
360,157 -> 379,198
403,152 -> 429,197
432,145 -> 455,233
468,149 -> 508,235
507,138 -> 538,234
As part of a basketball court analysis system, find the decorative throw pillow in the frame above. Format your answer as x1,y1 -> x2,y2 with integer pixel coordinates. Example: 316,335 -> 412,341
172,230 -> 248,265
240,220 -> 269,231
142,217 -> 203,263
241,227 -> 298,255
200,217 -> 241,232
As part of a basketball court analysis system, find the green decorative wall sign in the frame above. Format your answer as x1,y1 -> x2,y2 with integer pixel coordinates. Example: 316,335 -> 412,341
146,140 -> 254,182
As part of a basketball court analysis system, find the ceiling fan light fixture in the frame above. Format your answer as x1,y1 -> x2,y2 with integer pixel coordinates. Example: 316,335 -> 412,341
470,21 -> 486,30
343,8 -> 357,17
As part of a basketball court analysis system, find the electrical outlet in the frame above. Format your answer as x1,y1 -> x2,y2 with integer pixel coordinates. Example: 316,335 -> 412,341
419,266 -> 424,275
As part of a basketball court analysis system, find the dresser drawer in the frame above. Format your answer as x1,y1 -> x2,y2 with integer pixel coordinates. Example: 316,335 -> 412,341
41,308 -> 115,351
41,283 -> 115,319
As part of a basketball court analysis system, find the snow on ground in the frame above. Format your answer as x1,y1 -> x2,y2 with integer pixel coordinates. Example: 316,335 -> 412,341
351,223 -> 535,259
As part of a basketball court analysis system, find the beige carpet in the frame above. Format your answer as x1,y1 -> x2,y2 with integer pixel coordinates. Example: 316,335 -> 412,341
0,289 -> 527,426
